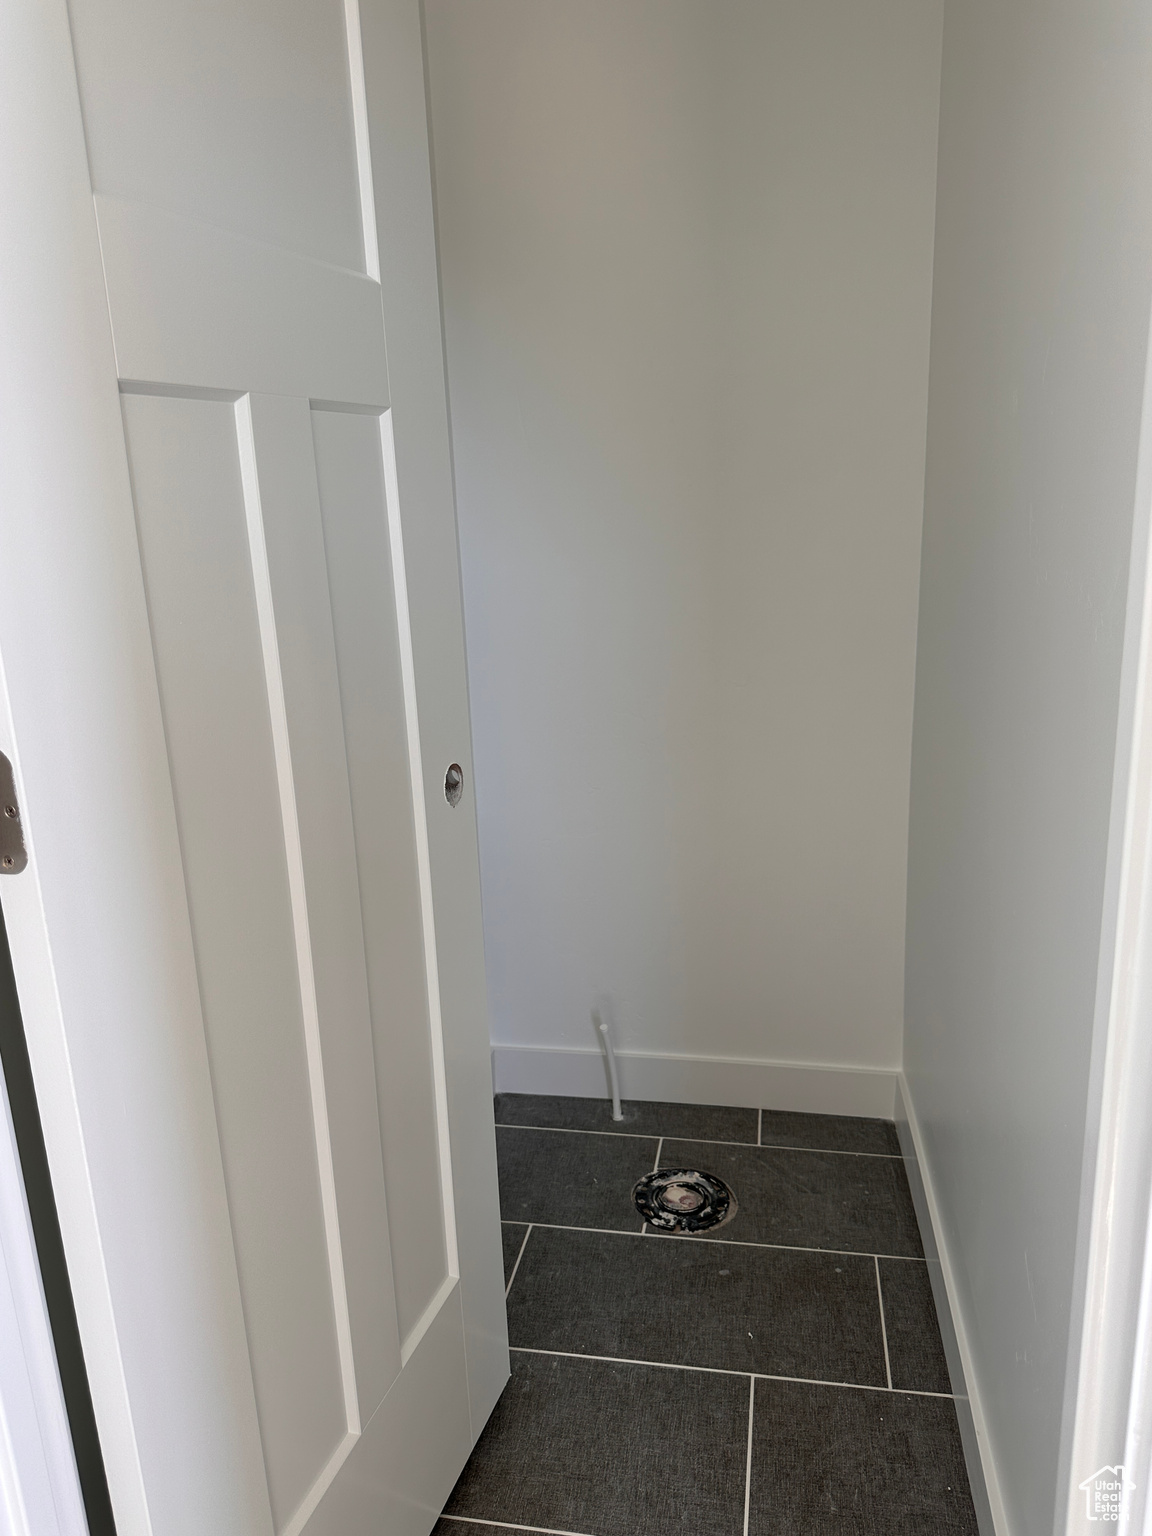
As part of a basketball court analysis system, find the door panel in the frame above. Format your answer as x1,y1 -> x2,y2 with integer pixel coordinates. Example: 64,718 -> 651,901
247,392 -> 402,1427
68,0 -> 365,269
124,390 -> 376,1529
313,407 -> 450,1342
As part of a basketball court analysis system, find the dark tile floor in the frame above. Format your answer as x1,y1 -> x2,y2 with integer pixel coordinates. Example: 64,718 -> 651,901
435,1093 -> 978,1536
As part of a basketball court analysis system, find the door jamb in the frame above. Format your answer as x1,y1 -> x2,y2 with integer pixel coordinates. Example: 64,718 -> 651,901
0,977 -> 88,1535
1058,301 -> 1152,1536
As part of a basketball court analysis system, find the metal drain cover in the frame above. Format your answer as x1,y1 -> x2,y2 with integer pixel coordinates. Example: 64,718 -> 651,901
633,1168 -> 736,1233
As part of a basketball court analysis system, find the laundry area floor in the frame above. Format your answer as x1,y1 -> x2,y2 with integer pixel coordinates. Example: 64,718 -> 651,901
433,1094 -> 979,1536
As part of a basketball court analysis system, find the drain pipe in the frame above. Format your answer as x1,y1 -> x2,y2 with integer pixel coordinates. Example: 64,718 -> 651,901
594,1001 -> 624,1122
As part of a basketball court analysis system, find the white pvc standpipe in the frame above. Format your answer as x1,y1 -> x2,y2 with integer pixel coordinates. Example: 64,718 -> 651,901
595,1009 -> 624,1122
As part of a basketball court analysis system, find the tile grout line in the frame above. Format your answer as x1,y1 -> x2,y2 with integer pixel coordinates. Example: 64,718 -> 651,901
504,1218 -> 925,1264
510,1344 -> 749,1382
439,1516 -> 595,1536
757,1108 -> 762,1147
496,1123 -> 900,1159
742,1376 -> 755,1536
508,1346 -> 955,1399
756,1368 -> 952,1400
875,1255 -> 893,1390
505,1224 -> 533,1298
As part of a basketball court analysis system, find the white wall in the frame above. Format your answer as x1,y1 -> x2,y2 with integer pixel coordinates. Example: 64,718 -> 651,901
903,2 -> 1152,1533
425,0 -> 942,1093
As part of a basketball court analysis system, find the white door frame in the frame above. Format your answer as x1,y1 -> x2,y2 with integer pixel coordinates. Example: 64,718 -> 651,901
0,1037 -> 88,1536
1057,305 -> 1152,1534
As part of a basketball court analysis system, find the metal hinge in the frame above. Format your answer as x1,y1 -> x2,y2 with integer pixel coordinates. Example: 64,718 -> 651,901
0,752 -> 26,873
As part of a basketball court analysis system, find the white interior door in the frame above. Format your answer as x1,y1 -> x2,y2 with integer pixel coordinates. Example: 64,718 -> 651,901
0,0 -> 508,1532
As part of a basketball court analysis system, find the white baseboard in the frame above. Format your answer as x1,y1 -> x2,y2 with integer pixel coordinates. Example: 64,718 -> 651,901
491,1043 -> 899,1119
896,1074 -> 1010,1536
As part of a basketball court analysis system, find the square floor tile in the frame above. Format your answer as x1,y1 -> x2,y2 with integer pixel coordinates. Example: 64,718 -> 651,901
879,1258 -> 952,1394
748,1377 -> 977,1535
658,1140 -> 923,1257
495,1092 -> 759,1144
444,1350 -> 750,1536
501,1223 -> 529,1287
508,1225 -> 887,1384
759,1109 -> 900,1156
496,1126 -> 657,1231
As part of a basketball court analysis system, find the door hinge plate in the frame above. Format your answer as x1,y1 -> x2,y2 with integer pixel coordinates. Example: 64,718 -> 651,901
0,753 -> 27,874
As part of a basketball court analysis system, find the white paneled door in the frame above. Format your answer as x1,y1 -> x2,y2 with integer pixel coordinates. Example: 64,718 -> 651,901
0,0 -> 507,1532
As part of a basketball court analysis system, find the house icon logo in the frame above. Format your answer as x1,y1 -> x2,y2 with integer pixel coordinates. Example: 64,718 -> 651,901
1078,1466 -> 1133,1522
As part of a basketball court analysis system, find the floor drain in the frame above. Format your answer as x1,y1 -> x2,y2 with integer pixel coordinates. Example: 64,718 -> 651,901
633,1168 -> 736,1233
